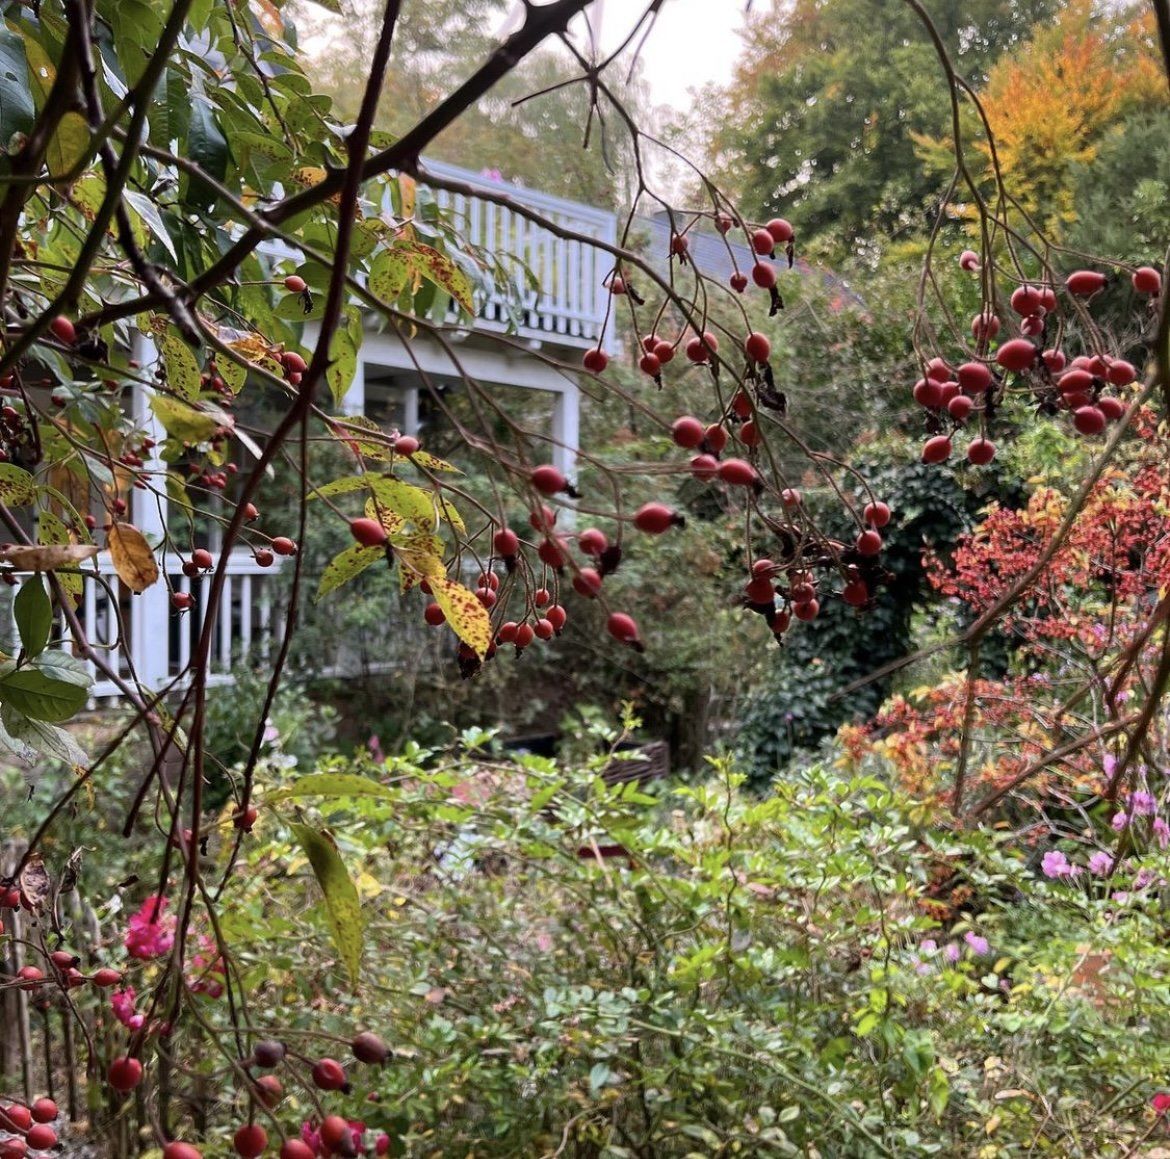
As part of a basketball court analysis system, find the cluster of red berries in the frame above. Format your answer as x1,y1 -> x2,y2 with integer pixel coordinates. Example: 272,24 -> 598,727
0,1097 -> 61,1156
915,259 -> 1162,465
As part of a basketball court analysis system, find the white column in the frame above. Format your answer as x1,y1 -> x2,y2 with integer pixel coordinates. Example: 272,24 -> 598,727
129,332 -> 171,691
340,351 -> 366,417
551,379 -> 580,528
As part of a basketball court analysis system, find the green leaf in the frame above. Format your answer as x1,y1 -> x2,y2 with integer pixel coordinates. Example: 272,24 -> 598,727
266,773 -> 396,803
0,463 -> 36,505
184,93 -> 228,210
14,576 -> 52,659
315,543 -> 383,602
160,327 -> 202,400
0,25 -> 36,153
368,476 -> 440,528
0,667 -> 88,722
368,249 -> 411,303
32,651 -> 92,689
0,704 -> 87,766
150,394 -> 221,444
45,111 -> 90,178
36,511 -> 84,601
289,822 -> 363,987
407,243 -> 475,315
123,189 -> 177,260
325,322 -> 360,409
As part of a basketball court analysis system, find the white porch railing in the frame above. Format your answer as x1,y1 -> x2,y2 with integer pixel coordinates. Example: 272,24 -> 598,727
422,159 -> 617,349
1,551 -> 280,701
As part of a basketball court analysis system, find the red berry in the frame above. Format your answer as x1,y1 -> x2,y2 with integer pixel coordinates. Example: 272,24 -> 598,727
475,587 -> 496,608
24,1126 -> 55,1152
765,218 -> 794,243
578,528 -> 608,555
254,549 -> 274,568
670,233 -> 689,256
233,1124 -> 267,1159
252,1040 -> 285,1068
252,1075 -> 281,1108
1066,269 -> 1107,296
690,454 -> 718,480
751,262 -> 776,289
49,316 -> 75,344
530,464 -> 566,495
1,1105 -> 32,1132
855,529 -> 882,556
744,576 -> 774,604
633,503 -> 677,534
639,352 -> 661,377
350,518 -> 387,548
862,501 -> 890,528
793,599 -> 820,622
320,1116 -> 351,1153
529,504 -> 557,532
971,312 -> 1000,341
281,351 -> 307,374
781,488 -> 801,508
744,332 -> 771,362
393,435 -> 419,455
606,612 -> 640,646
1020,314 -> 1044,338
922,435 -> 953,464
717,458 -> 757,487
957,362 -> 993,394
608,276 -> 626,295
533,618 -> 554,640
1042,349 -> 1067,374
730,390 -> 753,419
423,603 -> 445,626
171,592 -> 193,611
842,579 -> 869,607
192,548 -> 214,570
947,394 -> 973,421
653,340 -> 675,364
280,1143 -> 316,1159
1073,405 -> 1106,436
91,967 -> 121,987
739,420 -> 761,447
284,275 -> 307,293
671,416 -> 705,449
685,333 -> 718,363
513,622 -> 535,649
959,250 -> 981,271
497,621 -> 519,645
715,213 -> 733,234
995,338 -> 1037,372
925,357 -> 952,383
967,438 -> 996,465
234,806 -> 258,833
1098,396 -> 1125,421
1010,285 -> 1044,316
271,537 -> 297,556
572,567 -> 602,598
1105,359 -> 1136,386
704,424 -> 728,453
751,228 -> 775,255
163,1143 -> 203,1159
493,528 -> 519,556
546,605 -> 567,631
583,348 -> 608,373
538,537 -> 568,569
108,1057 -> 143,1092
729,273 -> 748,293
1132,266 -> 1162,295
478,570 -> 500,591
913,378 -> 943,408
311,1058 -> 347,1091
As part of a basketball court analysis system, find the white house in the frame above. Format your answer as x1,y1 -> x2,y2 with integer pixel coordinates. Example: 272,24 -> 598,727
5,161 -> 618,700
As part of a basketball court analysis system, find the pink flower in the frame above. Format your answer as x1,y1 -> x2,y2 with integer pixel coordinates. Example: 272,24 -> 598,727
1111,812 -> 1129,832
1088,850 -> 1113,875
124,895 -> 175,960
1042,850 -> 1073,879
964,931 -> 990,956
300,1121 -> 322,1156
1155,819 -> 1170,849
1152,1092 -> 1170,1114
110,987 -> 145,1030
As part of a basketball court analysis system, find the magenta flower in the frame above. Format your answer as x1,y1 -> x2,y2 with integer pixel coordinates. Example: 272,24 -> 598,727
1042,850 -> 1073,879
124,895 -> 176,960
964,931 -> 990,956
1088,850 -> 1113,875
1155,819 -> 1170,849
1111,812 -> 1129,832
110,987 -> 145,1031
1152,1092 -> 1170,1114
1129,790 -> 1157,816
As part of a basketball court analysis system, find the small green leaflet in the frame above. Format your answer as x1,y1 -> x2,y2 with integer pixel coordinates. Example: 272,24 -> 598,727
315,543 -> 383,602
0,26 -> 36,153
265,773 -> 396,803
14,576 -> 52,658
0,665 -> 89,722
150,395 -> 222,444
368,249 -> 411,303
160,328 -> 201,400
0,463 -> 37,505
0,704 -> 87,766
289,823 -> 363,988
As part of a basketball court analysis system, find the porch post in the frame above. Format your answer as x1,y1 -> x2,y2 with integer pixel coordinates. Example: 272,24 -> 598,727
129,332 -> 171,691
551,378 -> 580,526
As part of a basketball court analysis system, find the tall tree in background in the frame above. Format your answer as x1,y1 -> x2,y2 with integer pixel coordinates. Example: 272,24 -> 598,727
295,0 -> 647,207
707,0 -> 1058,250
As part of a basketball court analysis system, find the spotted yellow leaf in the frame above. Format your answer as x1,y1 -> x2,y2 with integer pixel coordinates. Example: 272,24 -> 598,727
430,577 -> 491,658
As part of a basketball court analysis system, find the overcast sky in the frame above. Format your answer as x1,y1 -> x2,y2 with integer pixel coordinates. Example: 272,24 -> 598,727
502,0 -> 751,111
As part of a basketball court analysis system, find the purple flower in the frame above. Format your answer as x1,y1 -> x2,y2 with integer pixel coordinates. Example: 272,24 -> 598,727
964,931 -> 990,956
1042,850 -> 1073,879
1104,754 -> 1117,777
1112,812 -> 1129,832
1155,819 -> 1170,849
1129,790 -> 1157,816
944,943 -> 960,964
1088,850 -> 1113,875
919,939 -> 938,954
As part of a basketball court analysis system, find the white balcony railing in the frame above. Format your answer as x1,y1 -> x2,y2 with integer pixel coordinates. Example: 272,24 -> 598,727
1,551 -> 279,701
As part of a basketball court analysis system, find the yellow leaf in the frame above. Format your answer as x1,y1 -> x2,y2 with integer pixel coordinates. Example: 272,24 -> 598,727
0,543 -> 98,572
106,523 -> 160,592
391,529 -> 445,593
362,497 -> 405,537
430,577 -> 491,658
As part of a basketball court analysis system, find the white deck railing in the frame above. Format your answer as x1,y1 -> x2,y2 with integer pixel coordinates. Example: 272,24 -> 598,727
422,159 -> 617,349
1,551 -> 279,701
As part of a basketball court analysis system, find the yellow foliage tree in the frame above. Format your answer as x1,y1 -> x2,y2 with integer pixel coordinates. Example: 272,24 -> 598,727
974,0 -> 1163,234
